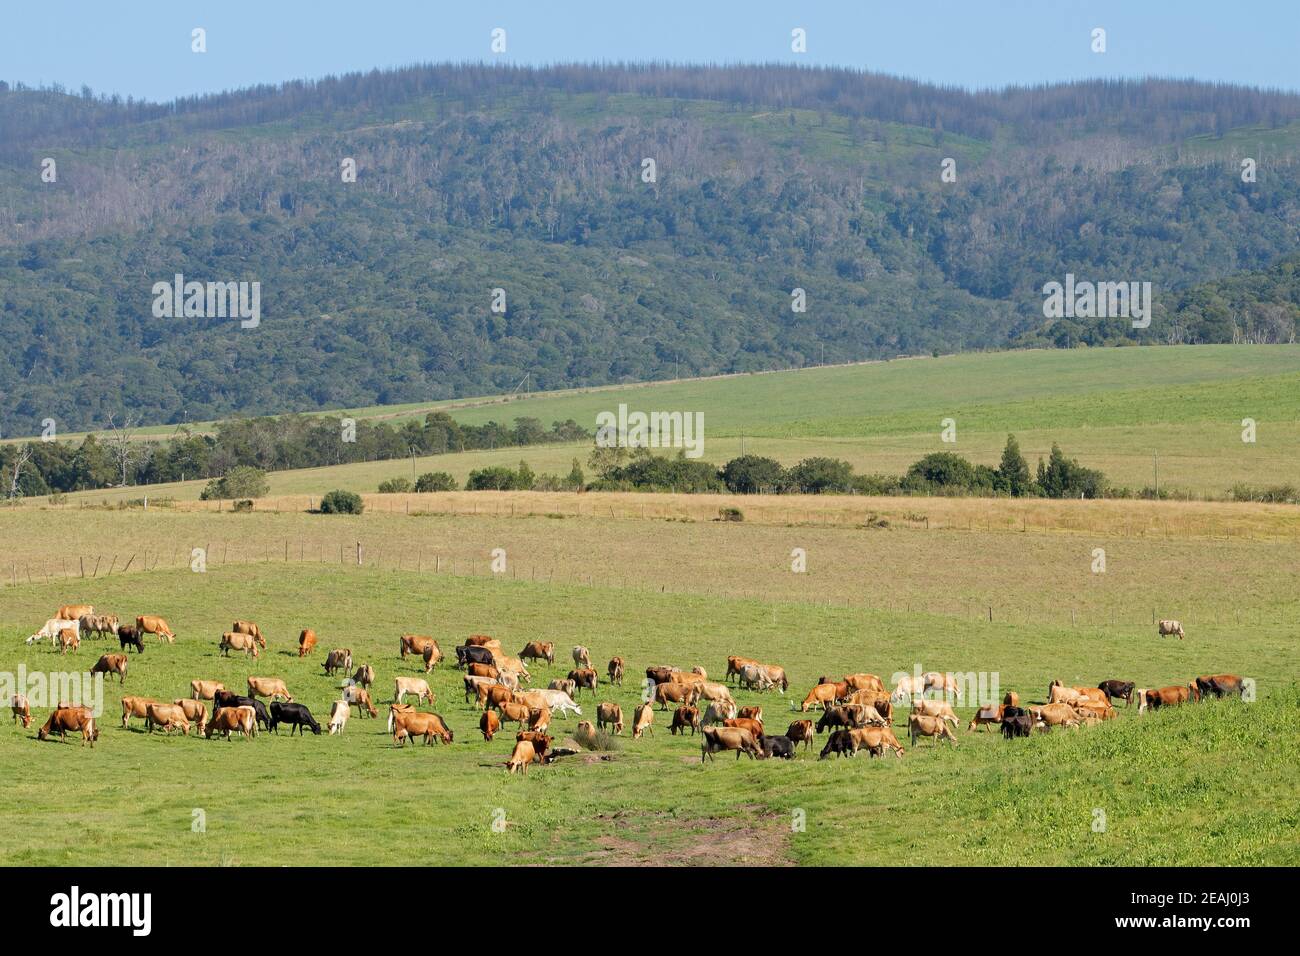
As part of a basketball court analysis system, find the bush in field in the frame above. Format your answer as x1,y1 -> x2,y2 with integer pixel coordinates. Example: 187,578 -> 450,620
785,457 -> 856,494
319,489 -> 364,514
721,455 -> 786,494
200,466 -> 270,500
1037,444 -> 1106,499
414,471 -> 457,492
377,477 -> 412,493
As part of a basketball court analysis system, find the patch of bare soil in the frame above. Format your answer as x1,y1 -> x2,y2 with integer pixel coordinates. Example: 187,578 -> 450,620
555,806 -> 795,866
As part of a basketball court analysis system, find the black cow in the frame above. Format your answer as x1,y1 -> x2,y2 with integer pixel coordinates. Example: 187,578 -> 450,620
213,692 -> 270,731
1001,705 -> 1030,720
455,645 -> 495,669
1098,680 -> 1135,707
118,625 -> 144,654
760,735 -> 795,760
269,701 -> 321,736
818,729 -> 856,759
1001,715 -> 1034,739
815,706 -> 860,733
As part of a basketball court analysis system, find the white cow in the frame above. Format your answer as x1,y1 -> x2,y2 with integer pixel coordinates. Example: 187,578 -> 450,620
327,700 -> 349,735
28,618 -> 79,645
522,688 -> 582,717
1157,620 -> 1185,640
393,677 -> 433,705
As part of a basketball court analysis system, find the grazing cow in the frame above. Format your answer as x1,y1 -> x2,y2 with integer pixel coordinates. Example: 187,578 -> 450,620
455,645 -> 495,669
891,675 -> 927,701
57,628 -> 79,655
700,726 -> 762,762
1003,691 -> 1020,707
1196,674 -> 1244,700
816,707 -> 861,733
1157,619 -> 1185,640
568,668 -> 598,696
491,656 -> 532,685
351,664 -> 375,689
247,677 -> 292,702
497,700 -> 532,729
214,692 -> 271,730
911,699 -> 959,727
654,682 -> 697,710
31,618 -> 79,645
400,634 -> 439,660
10,694 -> 32,728
607,657 -> 624,687
343,684 -> 378,718
479,709 -> 501,741
1074,699 -> 1118,722
923,672 -> 962,699
528,705 -> 552,735
298,629 -> 317,657
571,645 -> 593,670
701,701 -> 737,725
172,699 -> 208,733
632,702 -> 654,739
596,702 -> 624,735
512,688 -> 580,717
90,654 -> 128,684
505,739 -> 540,775
328,701 -> 349,735
548,678 -> 577,698
1035,703 -> 1083,729
466,662 -> 501,680
321,648 -> 353,676
695,682 -> 734,706
758,665 -> 790,694
517,731 -> 553,761
1098,680 -> 1135,707
422,643 -> 442,672
761,735 -> 796,760
232,621 -> 266,649
723,717 -> 764,740
463,675 -> 495,703
206,705 -> 257,740
219,631 -> 259,658
394,677 -> 434,706
1002,715 -> 1034,739
738,663 -> 775,692
518,641 -> 555,666
478,684 -> 514,712
144,703 -> 191,735
819,729 -> 857,759
118,625 -> 144,654
190,680 -> 224,701
269,702 -> 321,736
725,656 -> 758,684
79,614 -> 119,640
120,696 -> 162,728
393,710 -> 454,746
786,719 -> 815,751
801,683 -> 839,712
737,705 -> 764,722
908,713 -> 958,746
645,665 -> 677,686
136,615 -> 176,644
387,703 -> 415,733
968,705 -> 1005,732
670,704 -> 700,736
57,604 -> 94,621
1145,685 -> 1197,710
851,725 -> 905,758
38,707 -> 99,746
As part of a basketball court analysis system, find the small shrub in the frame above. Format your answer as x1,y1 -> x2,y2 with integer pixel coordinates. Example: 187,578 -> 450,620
377,477 -> 412,494
414,471 -> 457,493
319,489 -> 364,514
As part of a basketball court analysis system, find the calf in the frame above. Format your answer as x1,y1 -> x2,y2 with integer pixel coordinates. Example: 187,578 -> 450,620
480,709 -> 501,741
670,704 -> 700,736
269,702 -> 321,736
852,726 -> 905,758
57,628 -> 80,655
819,729 -> 857,759
632,702 -> 654,739
328,700 -> 349,735
968,705 -> 1004,732
607,656 -> 624,686
1002,714 -> 1034,739
10,694 -> 32,729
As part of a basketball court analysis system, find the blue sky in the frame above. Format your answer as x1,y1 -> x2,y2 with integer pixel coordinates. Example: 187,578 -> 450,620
3,0 -> 1297,102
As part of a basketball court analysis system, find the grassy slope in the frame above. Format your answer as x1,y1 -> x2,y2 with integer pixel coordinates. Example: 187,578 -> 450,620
0,564 -> 1294,866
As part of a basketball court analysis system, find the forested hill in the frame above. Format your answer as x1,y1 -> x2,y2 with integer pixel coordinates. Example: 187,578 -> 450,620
3,64 -> 1300,434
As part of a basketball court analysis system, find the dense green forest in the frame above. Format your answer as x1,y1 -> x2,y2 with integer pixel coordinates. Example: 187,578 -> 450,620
2,64 -> 1299,435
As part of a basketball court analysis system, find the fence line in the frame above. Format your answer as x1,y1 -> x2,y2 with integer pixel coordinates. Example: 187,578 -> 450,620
3,538 -> 1293,633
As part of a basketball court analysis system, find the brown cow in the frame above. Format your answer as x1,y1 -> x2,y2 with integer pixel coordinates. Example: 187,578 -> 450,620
219,631 -> 259,658
516,731 -> 552,761
232,621 -> 266,649
800,683 -> 839,712
121,695 -> 163,728
786,719 -> 815,751
399,634 -> 438,659
725,656 -> 759,684
723,717 -> 764,739
968,705 -> 1005,732
465,634 -> 496,647
91,654 -> 128,684
645,665 -> 677,685
1035,703 -> 1083,728
670,704 -> 700,736
57,604 -> 94,621
145,703 -> 191,736
1003,691 -> 1020,707
497,700 -> 532,729
421,643 -> 442,672
653,682 -> 697,710
479,684 -> 513,711
468,662 -> 500,680
737,705 -> 764,722
505,739 -> 540,774
596,702 -> 624,735
38,707 -> 99,746
480,709 -> 501,741
247,677 -> 292,702
911,699 -> 959,727
571,645 -> 593,670
344,685 -> 378,718
700,726 -> 762,762
10,694 -> 32,728
206,705 -> 256,740
607,656 -> 624,686
393,710 -> 454,746
632,702 -> 654,739
190,680 -> 224,701
172,699 -> 208,733
352,664 -> 375,688
136,615 -> 176,643
298,629 -> 317,657
527,705 -> 552,735
394,677 -> 433,706
852,725 -> 906,757
518,641 -> 555,666
568,668 -> 598,696
1144,684 -> 1197,710
321,648 -> 353,676
908,713 -> 958,746
844,673 -> 886,694
57,628 -> 79,655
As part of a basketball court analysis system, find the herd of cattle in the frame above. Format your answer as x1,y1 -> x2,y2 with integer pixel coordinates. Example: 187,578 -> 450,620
14,606 -> 1245,773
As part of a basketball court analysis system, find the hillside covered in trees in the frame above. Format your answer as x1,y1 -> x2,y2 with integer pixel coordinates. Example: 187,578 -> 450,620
3,63 -> 1300,435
